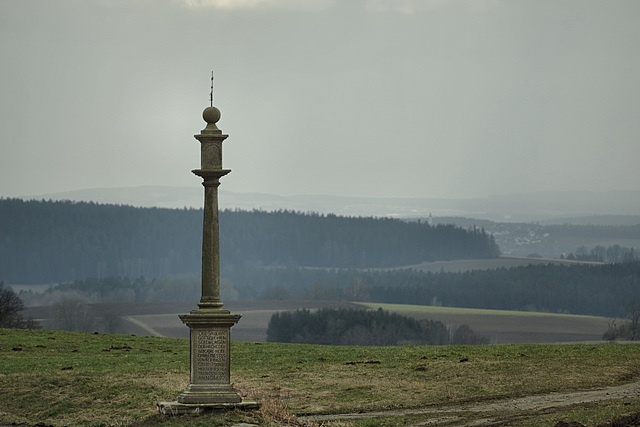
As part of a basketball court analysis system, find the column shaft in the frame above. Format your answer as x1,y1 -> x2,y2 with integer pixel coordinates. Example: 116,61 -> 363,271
200,179 -> 222,309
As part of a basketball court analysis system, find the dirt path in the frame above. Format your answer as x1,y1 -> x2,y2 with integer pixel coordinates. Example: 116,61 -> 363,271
122,315 -> 164,337
300,380 -> 640,425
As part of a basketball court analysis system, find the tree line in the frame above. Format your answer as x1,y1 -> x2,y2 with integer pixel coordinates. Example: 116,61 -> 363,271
220,209 -> 500,268
564,244 -> 639,263
21,261 -> 640,319
0,198 -> 499,284
266,308 -> 487,346
356,262 -> 640,318
218,262 -> 640,318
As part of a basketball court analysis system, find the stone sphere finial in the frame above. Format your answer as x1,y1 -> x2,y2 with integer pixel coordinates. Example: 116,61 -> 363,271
203,106 -> 221,124
202,106 -> 222,134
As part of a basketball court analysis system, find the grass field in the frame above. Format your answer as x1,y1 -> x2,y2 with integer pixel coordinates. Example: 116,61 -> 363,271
1,328 -> 640,426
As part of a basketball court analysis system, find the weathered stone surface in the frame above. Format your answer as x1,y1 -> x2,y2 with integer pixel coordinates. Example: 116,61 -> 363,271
177,311 -> 243,404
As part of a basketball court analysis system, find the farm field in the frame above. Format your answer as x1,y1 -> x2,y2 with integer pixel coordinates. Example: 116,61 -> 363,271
397,256 -> 603,274
360,303 -> 613,344
25,299 -> 613,344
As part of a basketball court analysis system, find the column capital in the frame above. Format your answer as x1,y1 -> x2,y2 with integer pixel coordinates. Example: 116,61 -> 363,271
194,133 -> 229,142
192,169 -> 231,180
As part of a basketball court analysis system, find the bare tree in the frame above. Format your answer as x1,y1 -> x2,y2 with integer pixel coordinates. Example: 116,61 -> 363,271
0,282 -> 40,329
51,299 -> 94,332
451,324 -> 488,345
602,301 -> 640,341
626,301 -> 640,341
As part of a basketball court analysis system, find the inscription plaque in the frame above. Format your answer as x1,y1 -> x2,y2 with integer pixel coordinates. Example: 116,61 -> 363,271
192,328 -> 229,384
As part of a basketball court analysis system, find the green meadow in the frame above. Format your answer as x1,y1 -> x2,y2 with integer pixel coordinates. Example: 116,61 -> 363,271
1,328 -> 640,426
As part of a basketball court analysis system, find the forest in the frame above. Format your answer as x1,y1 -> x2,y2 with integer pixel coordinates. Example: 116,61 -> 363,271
266,308 -> 460,346
0,198 -> 499,284
3,198 -> 640,320
20,261 -> 640,319
227,262 -> 640,318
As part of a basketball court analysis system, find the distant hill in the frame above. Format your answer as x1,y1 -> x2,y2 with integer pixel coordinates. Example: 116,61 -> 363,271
0,198 -> 499,284
21,186 -> 640,222
428,216 -> 640,258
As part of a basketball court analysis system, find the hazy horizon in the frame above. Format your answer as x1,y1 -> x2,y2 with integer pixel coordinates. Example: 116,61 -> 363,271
2,0 -> 639,201
9,185 -> 640,223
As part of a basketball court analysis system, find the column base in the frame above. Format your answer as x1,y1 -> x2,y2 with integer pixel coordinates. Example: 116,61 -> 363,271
157,400 -> 260,415
178,383 -> 242,404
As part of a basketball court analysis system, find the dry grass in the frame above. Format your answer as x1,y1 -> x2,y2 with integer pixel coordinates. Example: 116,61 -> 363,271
236,384 -> 320,426
231,342 -> 640,415
2,329 -> 640,426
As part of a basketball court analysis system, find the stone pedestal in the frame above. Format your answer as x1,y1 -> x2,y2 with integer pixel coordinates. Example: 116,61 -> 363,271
158,308 -> 259,413
178,310 -> 242,404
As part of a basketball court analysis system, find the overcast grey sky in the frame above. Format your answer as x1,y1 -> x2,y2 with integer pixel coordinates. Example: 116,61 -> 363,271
1,0 -> 639,200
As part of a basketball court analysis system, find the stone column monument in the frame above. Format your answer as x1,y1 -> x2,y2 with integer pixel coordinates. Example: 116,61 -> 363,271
158,82 -> 259,414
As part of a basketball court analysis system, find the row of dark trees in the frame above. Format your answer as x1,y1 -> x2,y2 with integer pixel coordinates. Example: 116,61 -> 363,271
266,308 -> 487,346
22,276 -> 202,306
0,198 -> 500,284
218,262 -> 640,318
564,244 -> 639,263
357,262 -> 640,318
24,261 -> 640,319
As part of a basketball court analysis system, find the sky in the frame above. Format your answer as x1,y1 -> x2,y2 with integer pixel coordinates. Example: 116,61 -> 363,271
1,0 -> 639,200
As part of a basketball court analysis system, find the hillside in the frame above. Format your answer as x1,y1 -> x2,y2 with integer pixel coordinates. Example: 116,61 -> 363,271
0,198 -> 499,284
1,328 -> 639,426
429,216 -> 640,258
